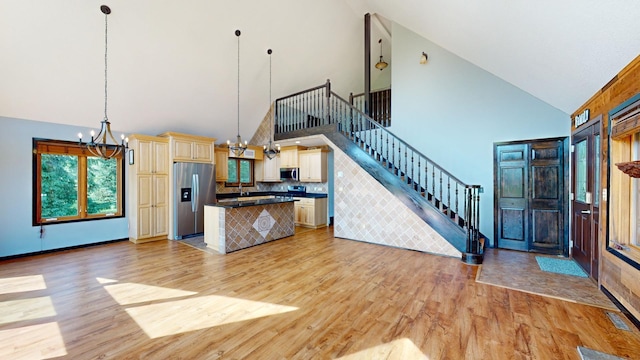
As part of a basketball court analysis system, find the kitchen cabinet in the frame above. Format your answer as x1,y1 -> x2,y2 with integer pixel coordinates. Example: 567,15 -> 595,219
159,132 -> 215,163
215,147 -> 229,182
260,155 -> 282,182
293,197 -> 327,228
298,148 -> 328,182
279,145 -> 304,168
128,134 -> 169,243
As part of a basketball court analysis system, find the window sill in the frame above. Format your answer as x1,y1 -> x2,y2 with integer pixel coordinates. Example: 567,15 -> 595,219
607,244 -> 640,271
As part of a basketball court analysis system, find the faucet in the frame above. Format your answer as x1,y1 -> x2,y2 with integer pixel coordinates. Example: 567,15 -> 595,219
239,183 -> 244,196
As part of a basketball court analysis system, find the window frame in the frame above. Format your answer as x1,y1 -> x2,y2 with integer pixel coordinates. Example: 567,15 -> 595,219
32,138 -> 126,225
225,158 -> 254,188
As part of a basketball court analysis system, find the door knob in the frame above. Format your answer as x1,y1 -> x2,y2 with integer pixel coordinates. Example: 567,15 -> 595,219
581,210 -> 591,214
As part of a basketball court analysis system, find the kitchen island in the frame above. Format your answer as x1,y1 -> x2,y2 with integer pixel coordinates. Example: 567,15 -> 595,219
204,198 -> 296,254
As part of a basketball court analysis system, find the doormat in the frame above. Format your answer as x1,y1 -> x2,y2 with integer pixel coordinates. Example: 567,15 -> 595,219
535,256 -> 588,278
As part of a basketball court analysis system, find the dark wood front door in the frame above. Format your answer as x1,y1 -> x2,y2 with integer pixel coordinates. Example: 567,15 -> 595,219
572,122 -> 600,279
495,138 -> 568,255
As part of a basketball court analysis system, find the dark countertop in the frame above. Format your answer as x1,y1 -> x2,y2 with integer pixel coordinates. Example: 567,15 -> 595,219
216,191 -> 327,200
206,197 -> 297,209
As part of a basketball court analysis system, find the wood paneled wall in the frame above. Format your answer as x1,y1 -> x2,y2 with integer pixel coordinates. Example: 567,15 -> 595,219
571,55 -> 640,321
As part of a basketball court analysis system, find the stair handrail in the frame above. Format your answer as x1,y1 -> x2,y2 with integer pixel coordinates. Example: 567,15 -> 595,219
331,92 -> 469,186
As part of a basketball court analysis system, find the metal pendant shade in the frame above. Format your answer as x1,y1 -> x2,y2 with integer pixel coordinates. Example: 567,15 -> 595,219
227,29 -> 248,157
263,48 -> 280,160
375,38 -> 388,71
78,4 -> 128,160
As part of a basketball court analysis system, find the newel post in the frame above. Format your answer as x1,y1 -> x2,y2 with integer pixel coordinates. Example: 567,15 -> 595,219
325,79 -> 331,125
462,185 -> 484,265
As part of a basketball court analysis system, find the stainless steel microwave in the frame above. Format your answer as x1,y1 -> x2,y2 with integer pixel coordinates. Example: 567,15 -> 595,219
280,168 -> 299,181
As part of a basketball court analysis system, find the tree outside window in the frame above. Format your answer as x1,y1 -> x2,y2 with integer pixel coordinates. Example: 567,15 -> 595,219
225,158 -> 254,187
33,139 -> 124,224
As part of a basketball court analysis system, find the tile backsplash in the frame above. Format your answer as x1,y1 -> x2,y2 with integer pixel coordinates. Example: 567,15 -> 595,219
216,180 -> 327,194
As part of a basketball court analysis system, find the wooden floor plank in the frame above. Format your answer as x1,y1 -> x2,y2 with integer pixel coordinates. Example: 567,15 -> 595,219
1,227 -> 639,359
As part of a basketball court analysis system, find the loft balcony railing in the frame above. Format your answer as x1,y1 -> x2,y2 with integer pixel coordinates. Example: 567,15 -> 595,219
274,80 -> 483,263
350,88 -> 391,128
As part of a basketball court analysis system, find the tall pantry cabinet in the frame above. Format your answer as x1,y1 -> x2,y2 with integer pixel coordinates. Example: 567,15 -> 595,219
127,134 -> 169,243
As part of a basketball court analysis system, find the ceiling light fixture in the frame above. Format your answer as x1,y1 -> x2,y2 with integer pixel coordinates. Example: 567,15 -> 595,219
263,48 -> 280,160
227,29 -> 248,157
420,52 -> 428,64
78,5 -> 128,159
375,39 -> 388,71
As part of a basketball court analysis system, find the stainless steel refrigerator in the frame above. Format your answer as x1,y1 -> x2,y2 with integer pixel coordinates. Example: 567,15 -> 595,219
173,162 -> 216,239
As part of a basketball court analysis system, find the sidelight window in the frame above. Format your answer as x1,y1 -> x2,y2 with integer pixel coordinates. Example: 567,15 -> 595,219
608,97 -> 640,265
33,139 -> 124,225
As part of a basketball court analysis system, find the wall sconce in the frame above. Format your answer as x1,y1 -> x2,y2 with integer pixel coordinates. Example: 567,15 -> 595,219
420,52 -> 428,64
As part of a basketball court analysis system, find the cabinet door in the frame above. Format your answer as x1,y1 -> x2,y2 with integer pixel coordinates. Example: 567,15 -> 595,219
263,156 -> 281,181
298,152 -> 311,180
294,204 -> 304,224
193,142 -> 213,162
153,175 -> 168,237
173,139 -> 193,160
137,140 -> 153,175
153,141 -> 169,174
137,175 -> 153,239
280,149 -> 298,168
215,150 -> 229,181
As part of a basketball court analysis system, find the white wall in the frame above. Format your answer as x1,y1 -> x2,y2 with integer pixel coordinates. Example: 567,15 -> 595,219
390,24 -> 570,245
0,117 -> 129,257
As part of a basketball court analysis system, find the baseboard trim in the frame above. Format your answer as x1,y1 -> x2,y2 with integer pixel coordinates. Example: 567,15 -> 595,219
601,285 -> 640,331
0,238 -> 128,261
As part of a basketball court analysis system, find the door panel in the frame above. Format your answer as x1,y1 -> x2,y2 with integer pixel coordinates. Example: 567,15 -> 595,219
571,122 -> 600,279
496,144 -> 528,251
530,141 -> 564,254
532,209 -> 561,249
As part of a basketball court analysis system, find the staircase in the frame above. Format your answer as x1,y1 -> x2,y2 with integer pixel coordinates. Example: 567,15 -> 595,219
274,80 -> 483,264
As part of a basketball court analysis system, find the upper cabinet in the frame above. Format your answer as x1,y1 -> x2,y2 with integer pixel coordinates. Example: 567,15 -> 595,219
298,148 -> 328,182
259,155 -> 282,182
280,145 -> 304,168
214,147 -> 229,182
134,135 -> 169,175
159,132 -> 216,163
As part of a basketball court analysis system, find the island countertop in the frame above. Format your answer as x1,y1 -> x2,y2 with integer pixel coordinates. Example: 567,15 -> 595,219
207,197 -> 296,209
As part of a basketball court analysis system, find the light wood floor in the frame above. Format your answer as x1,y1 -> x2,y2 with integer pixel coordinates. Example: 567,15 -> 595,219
1,227 -> 639,359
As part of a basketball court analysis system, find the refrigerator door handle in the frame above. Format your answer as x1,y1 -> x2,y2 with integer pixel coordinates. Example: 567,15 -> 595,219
192,174 -> 198,212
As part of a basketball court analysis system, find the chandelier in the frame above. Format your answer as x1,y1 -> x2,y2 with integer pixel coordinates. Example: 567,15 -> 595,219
78,5 -> 128,160
227,29 -> 248,157
263,48 -> 280,160
375,38 -> 388,71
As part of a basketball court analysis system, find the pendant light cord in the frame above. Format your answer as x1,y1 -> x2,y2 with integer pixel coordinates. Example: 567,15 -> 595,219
104,11 -> 108,122
236,30 -> 240,138
269,49 -> 272,144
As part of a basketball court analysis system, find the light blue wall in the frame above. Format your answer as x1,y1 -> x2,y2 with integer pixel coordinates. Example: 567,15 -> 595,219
0,116 -> 129,257
390,24 -> 571,245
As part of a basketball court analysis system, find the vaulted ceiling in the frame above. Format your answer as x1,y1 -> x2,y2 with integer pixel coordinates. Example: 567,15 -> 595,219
348,0 -> 640,115
2,0 -> 639,142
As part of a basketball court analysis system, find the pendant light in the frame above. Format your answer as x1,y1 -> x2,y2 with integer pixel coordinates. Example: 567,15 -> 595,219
78,5 -> 128,159
375,38 -> 388,71
227,29 -> 248,157
263,48 -> 280,160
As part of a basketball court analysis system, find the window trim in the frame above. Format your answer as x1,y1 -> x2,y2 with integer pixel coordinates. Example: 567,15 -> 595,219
32,138 -> 126,226
225,158 -> 255,187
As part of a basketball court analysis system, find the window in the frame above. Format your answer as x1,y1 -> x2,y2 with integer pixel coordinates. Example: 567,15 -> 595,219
225,158 -> 254,187
33,139 -> 125,225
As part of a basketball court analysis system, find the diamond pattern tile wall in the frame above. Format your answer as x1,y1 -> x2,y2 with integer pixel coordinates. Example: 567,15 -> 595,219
321,135 -> 460,258
220,202 -> 295,253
